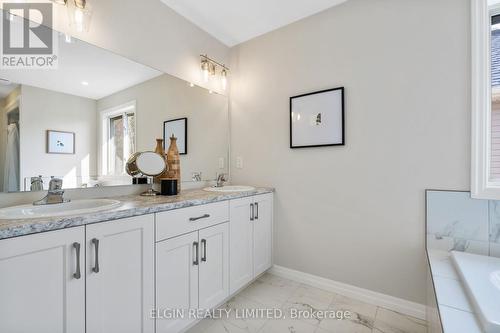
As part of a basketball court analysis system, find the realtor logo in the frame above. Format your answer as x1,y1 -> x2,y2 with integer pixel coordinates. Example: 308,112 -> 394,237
1,2 -> 58,68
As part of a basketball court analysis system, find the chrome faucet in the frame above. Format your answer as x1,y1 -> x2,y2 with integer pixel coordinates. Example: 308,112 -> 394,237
30,175 -> 44,191
192,172 -> 202,182
33,177 -> 70,205
215,173 -> 227,188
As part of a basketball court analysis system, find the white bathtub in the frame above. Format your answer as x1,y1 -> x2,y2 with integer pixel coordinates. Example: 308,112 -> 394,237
451,251 -> 500,333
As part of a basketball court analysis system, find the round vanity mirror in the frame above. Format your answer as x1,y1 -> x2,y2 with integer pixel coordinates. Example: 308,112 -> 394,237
126,152 -> 167,196
136,152 -> 166,176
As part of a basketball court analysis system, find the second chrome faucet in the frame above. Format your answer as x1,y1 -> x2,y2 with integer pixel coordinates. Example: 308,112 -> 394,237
33,177 -> 70,205
215,173 -> 227,188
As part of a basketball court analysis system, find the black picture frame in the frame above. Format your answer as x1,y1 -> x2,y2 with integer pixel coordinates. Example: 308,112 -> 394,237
289,87 -> 345,149
163,117 -> 187,155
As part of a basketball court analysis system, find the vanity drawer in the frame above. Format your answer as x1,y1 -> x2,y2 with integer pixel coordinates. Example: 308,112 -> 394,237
155,201 -> 229,241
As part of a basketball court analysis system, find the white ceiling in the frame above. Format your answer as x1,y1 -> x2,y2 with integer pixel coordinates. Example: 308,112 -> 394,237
0,18 -> 162,100
160,0 -> 348,46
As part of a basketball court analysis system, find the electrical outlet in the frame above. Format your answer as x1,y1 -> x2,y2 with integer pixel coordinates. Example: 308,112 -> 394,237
218,157 -> 224,169
236,156 -> 243,169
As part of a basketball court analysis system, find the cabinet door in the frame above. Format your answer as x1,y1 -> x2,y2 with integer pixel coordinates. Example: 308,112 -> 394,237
86,215 -> 154,333
199,222 -> 229,310
156,231 -> 199,333
253,193 -> 273,276
0,227 -> 85,333
229,196 -> 254,294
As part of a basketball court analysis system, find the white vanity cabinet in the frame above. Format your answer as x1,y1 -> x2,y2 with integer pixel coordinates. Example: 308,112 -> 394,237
230,193 -> 273,294
0,191 -> 273,333
0,227 -> 86,333
253,193 -> 273,276
86,214 -> 155,333
229,196 -> 254,294
156,230 -> 200,333
0,214 -> 155,333
198,222 -> 230,309
155,203 -> 230,333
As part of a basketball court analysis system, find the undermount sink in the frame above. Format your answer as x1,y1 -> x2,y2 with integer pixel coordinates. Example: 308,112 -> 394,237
0,199 -> 121,220
203,185 -> 256,193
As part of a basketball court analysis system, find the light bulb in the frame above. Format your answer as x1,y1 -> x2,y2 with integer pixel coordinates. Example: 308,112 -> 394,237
221,68 -> 227,91
64,34 -> 73,43
67,0 -> 92,33
74,8 -> 84,32
74,0 -> 87,10
201,60 -> 209,83
209,63 -> 216,76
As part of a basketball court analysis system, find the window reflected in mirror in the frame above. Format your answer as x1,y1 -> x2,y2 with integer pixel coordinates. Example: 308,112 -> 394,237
102,104 -> 136,176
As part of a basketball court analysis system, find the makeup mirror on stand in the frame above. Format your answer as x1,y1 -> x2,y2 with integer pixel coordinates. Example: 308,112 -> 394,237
126,152 -> 167,196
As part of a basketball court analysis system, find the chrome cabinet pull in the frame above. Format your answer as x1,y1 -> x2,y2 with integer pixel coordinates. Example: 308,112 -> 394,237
255,202 -> 259,220
193,241 -> 199,265
189,214 -> 210,222
73,242 -> 81,279
92,238 -> 100,273
201,239 -> 207,262
250,203 -> 254,221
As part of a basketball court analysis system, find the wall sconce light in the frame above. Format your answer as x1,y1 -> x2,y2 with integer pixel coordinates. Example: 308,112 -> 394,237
51,0 -> 92,33
201,59 -> 210,83
221,68 -> 227,91
70,0 -> 92,32
200,54 -> 229,91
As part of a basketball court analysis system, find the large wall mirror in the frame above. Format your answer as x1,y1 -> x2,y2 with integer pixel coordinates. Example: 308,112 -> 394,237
0,13 -> 228,193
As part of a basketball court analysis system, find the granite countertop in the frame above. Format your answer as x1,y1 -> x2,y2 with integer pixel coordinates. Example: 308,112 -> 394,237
0,187 -> 274,240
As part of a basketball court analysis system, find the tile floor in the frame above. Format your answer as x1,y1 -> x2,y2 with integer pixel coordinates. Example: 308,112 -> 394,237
187,273 -> 427,333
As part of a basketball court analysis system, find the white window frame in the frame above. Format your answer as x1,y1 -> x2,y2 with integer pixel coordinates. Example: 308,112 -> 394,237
98,100 -> 136,176
471,0 -> 500,199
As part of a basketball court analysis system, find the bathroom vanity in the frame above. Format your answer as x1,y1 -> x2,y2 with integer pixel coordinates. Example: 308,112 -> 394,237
0,188 -> 273,333
0,6 -> 261,333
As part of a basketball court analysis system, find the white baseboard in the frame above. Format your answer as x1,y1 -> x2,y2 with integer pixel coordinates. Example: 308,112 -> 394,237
269,265 -> 426,320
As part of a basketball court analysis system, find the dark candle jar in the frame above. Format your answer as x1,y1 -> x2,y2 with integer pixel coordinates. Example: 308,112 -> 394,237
160,179 -> 178,196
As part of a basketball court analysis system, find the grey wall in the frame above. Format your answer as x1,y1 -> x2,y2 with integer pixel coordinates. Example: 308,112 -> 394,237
229,0 -> 470,304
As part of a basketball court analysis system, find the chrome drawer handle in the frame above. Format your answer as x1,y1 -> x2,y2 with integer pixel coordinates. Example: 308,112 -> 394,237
73,242 -> 81,279
92,238 -> 100,273
201,239 -> 207,262
193,241 -> 199,265
189,214 -> 210,222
